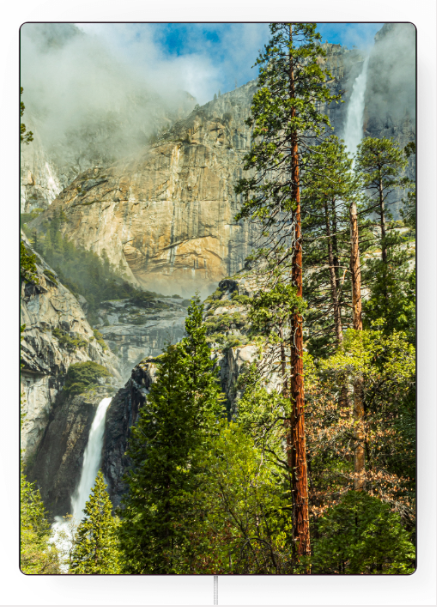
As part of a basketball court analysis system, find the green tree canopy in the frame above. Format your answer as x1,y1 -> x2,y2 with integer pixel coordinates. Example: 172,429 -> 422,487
21,472 -> 60,574
118,298 -> 226,574
312,491 -> 415,574
70,471 -> 120,574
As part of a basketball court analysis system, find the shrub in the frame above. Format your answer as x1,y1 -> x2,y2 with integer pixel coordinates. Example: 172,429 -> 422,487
231,292 -> 251,305
43,269 -> 58,285
64,362 -> 112,396
52,327 -> 88,351
93,329 -> 108,351
311,491 -> 416,574
20,241 -> 39,284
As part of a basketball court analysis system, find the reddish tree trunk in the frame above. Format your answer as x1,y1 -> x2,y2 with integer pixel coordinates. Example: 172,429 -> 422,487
289,24 -> 311,558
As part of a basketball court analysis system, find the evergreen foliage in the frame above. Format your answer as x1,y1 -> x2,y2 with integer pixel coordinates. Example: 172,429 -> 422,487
70,472 -> 121,574
234,22 -> 342,560
301,135 -> 364,356
235,22 -> 339,243
20,87 -> 34,145
63,362 -> 112,396
52,327 -> 88,351
118,298 -> 226,574
20,241 -> 39,284
20,472 -> 60,574
355,137 -> 415,339
311,491 -> 415,574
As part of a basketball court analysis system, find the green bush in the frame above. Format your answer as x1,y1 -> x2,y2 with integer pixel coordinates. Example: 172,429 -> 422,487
64,362 -> 112,396
231,292 -> 251,305
20,241 -> 39,284
93,329 -> 108,351
52,327 -> 88,351
311,491 -> 416,574
43,269 -> 58,285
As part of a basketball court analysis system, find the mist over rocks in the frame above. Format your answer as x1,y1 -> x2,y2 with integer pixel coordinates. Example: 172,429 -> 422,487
365,23 -> 416,136
28,82 -> 260,298
20,23 -> 196,212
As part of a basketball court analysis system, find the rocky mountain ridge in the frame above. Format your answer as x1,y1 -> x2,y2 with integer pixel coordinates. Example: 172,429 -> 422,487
20,233 -> 121,460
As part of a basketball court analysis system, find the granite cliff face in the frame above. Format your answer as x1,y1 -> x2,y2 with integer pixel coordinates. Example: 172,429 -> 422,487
93,297 -> 187,378
102,359 -> 158,508
20,233 -> 120,460
29,82 -> 260,298
20,119 -> 63,212
26,42 -> 377,299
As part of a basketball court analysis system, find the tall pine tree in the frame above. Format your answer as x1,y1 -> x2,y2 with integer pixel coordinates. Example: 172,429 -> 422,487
355,137 -> 414,337
301,135 -> 360,356
118,298 -> 225,573
21,472 -> 61,574
70,471 -> 120,574
235,22 -> 340,560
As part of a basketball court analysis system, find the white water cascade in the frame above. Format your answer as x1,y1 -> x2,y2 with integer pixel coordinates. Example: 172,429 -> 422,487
343,56 -> 370,157
51,396 -> 112,569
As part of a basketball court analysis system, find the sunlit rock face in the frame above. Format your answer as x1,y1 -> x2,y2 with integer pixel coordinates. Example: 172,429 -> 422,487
29,83 -> 260,298
26,47 -> 369,298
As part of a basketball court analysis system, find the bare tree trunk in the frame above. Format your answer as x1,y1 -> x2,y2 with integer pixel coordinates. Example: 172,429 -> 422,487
379,177 -> 387,264
349,201 -> 363,332
324,200 -> 343,345
378,175 -> 390,310
289,24 -> 311,558
279,329 -> 294,501
325,200 -> 349,410
349,200 -> 365,491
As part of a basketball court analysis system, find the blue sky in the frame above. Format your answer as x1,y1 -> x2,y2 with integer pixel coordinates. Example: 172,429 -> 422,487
77,22 -> 385,104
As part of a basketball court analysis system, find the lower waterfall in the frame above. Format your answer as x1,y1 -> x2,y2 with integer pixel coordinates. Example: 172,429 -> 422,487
51,396 -> 112,570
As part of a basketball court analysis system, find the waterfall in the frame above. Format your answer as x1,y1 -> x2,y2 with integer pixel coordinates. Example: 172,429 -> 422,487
51,396 -> 112,570
343,56 -> 369,157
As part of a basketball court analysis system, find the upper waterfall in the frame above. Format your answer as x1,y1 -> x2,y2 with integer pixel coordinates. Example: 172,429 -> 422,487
342,56 -> 369,157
